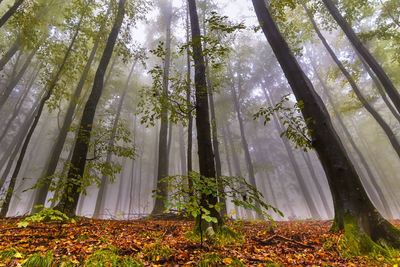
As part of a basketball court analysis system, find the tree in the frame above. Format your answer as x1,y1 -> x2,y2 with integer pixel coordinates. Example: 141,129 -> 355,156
55,0 -> 126,217
151,0 -> 173,215
251,0 -> 400,248
187,0 -> 221,231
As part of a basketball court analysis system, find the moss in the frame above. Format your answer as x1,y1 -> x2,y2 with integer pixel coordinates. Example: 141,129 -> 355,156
339,213 -> 385,257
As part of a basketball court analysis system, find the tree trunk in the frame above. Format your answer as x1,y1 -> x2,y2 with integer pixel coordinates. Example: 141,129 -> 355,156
0,0 -> 24,28
188,0 -> 221,230
0,50 -> 35,110
54,0 -> 126,217
312,62 -> 394,219
178,124 -> 187,175
93,61 -> 135,218
304,5 -> 400,160
152,0 -> 172,215
321,0 -> 400,115
185,2 -> 193,192
252,0 -> 400,248
231,76 -> 262,219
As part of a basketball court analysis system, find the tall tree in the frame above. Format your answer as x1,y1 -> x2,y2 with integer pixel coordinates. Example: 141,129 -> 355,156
251,0 -> 400,248
187,0 -> 221,230
31,4 -> 112,212
152,0 -> 173,215
55,0 -> 126,217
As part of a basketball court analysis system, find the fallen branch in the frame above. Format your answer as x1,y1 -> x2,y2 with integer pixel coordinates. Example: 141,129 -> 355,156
254,235 -> 314,249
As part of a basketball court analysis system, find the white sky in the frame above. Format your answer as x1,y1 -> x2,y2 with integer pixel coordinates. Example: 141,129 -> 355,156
131,0 -> 258,45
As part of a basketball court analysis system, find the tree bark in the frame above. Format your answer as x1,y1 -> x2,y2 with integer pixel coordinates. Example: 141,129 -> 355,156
0,0 -> 24,28
152,0 -> 172,215
188,0 -> 221,229
54,0 -> 125,217
252,0 -> 400,247
185,2 -> 193,192
321,0 -> 400,115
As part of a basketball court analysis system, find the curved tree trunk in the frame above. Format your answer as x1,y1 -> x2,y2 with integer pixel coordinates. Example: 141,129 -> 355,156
321,0 -> 400,115
252,0 -> 400,248
54,0 -> 126,217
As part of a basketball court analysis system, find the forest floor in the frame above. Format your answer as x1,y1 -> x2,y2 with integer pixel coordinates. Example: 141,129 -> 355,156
0,217 -> 399,266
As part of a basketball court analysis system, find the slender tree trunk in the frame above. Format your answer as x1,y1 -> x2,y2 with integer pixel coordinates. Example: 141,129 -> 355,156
252,0 -> 400,247
152,0 -> 172,215
185,2 -> 193,192
0,50 -> 35,110
55,0 -> 125,217
304,5 -> 400,160
93,61 -> 135,218
188,0 -> 221,230
312,62 -> 394,219
220,127 -> 233,177
178,124 -> 187,175
205,60 -> 226,215
0,0 -> 24,28
321,0 -> 400,115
